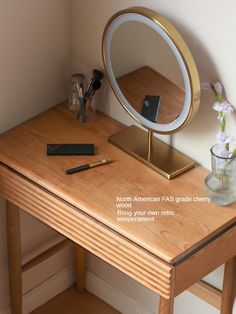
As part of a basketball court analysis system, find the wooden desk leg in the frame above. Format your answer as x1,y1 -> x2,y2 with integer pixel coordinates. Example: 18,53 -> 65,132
221,256 -> 236,314
159,297 -> 174,314
6,201 -> 22,314
75,245 -> 86,292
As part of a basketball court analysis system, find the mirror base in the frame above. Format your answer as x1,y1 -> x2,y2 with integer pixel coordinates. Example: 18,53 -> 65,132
108,125 -> 195,179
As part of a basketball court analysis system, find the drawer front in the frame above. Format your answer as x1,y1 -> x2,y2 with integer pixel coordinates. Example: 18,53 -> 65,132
0,165 -> 173,298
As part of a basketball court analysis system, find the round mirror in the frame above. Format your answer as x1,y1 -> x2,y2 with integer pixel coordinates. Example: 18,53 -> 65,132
102,7 -> 200,134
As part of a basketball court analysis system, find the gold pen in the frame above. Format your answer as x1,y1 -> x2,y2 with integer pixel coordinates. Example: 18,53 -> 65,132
65,159 -> 112,174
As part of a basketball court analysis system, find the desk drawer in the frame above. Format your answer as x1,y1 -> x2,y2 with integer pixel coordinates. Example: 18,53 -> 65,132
0,164 -> 173,299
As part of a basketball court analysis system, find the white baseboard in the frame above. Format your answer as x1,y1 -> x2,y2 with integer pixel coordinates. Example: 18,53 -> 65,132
0,265 -> 75,314
22,265 -> 75,314
86,271 -> 153,314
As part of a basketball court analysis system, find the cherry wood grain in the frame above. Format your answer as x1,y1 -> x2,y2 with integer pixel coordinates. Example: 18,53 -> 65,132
75,245 -> 86,293
188,280 -> 221,310
32,287 -> 120,314
6,201 -> 22,314
159,269 -> 175,314
175,226 -> 236,295
0,103 -> 235,264
159,297 -> 174,314
117,66 -> 185,124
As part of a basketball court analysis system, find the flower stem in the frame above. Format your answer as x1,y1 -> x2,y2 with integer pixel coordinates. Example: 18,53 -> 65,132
211,83 -> 222,102
219,112 -> 226,132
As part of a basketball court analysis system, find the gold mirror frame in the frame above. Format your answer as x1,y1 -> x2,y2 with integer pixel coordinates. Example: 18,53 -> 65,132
102,7 -> 201,179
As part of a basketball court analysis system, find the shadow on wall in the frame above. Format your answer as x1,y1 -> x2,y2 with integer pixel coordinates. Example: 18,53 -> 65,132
96,78 -> 134,126
170,18 -> 220,136
96,79 -> 111,115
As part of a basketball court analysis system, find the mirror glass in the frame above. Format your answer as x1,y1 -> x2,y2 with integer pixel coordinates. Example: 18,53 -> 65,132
103,10 -> 201,134
110,20 -> 185,124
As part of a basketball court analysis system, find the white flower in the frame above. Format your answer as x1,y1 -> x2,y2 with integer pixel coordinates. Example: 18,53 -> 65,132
222,101 -> 234,114
200,81 -> 211,90
202,80 -> 235,156
214,82 -> 223,95
213,101 -> 223,112
217,131 -> 231,146
213,101 -> 234,114
216,133 -> 236,158
201,81 -> 223,94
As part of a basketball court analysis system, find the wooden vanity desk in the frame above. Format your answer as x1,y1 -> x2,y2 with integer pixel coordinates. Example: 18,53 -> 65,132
0,104 -> 235,314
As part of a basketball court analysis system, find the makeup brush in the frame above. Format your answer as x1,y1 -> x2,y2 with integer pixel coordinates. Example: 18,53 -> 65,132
72,73 -> 85,85
72,73 -> 85,98
84,80 -> 102,118
85,69 -> 103,97
88,79 -> 101,99
93,69 -> 104,81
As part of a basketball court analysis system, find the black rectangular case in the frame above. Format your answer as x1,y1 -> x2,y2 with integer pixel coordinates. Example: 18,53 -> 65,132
47,144 -> 95,156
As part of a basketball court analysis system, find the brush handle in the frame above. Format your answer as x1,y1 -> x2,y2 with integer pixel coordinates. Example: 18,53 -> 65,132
85,79 -> 94,98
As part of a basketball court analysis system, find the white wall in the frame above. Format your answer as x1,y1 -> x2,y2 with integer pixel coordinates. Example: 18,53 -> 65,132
0,0 -> 72,312
71,0 -> 236,313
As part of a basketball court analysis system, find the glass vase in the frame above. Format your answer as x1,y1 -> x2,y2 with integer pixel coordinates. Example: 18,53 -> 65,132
204,144 -> 236,206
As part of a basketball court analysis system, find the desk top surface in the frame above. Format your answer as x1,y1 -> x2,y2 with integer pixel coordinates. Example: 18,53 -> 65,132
0,104 -> 235,264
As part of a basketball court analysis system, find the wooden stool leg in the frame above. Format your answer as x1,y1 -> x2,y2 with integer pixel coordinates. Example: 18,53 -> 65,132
6,201 -> 22,314
75,245 -> 86,292
221,256 -> 236,314
159,296 -> 174,314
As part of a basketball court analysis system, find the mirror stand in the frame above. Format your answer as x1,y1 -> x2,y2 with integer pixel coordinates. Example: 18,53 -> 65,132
103,7 -> 200,179
108,125 -> 195,179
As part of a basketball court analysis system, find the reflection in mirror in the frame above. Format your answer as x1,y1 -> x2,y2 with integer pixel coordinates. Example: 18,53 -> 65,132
110,21 -> 185,124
